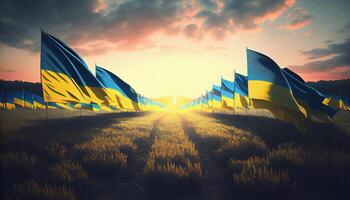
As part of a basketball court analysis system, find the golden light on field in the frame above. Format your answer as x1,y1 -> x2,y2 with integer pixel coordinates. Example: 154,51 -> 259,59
154,96 -> 192,111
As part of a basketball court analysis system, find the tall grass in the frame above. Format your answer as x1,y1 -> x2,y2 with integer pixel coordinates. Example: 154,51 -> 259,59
143,114 -> 202,194
8,180 -> 77,200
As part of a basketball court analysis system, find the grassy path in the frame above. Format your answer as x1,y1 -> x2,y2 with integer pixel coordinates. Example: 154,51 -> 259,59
180,116 -> 234,200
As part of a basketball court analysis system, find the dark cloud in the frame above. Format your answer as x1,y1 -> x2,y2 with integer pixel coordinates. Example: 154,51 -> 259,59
221,0 -> 294,30
282,7 -> 313,30
293,38 -> 350,73
0,0 -> 101,51
0,0 -> 186,54
194,0 -> 294,37
337,22 -> 350,34
0,0 -> 296,53
198,0 -> 218,10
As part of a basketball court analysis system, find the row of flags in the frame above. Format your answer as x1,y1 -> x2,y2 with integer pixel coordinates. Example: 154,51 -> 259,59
181,49 -> 349,132
0,31 -> 165,112
0,87 -> 165,112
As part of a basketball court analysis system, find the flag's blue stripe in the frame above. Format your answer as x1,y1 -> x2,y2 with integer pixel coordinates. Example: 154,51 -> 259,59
247,49 -> 289,88
235,73 -> 248,97
96,66 -> 138,102
41,31 -> 104,88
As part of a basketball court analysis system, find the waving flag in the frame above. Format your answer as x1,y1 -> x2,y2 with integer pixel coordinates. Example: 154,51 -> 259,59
200,94 -> 209,111
212,85 -> 222,109
247,49 -> 307,132
234,73 -> 250,109
96,65 -> 140,111
40,31 -> 112,105
4,93 -> 15,110
282,68 -> 338,121
24,90 -> 35,109
221,78 -> 234,109
33,95 -> 44,109
13,91 -> 25,107
323,95 -> 350,111
33,94 -> 46,109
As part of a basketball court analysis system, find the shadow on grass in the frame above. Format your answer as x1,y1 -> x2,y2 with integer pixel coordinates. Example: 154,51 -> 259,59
5,112 -> 147,149
1,111 -> 150,199
180,117 -> 234,200
202,112 -> 350,151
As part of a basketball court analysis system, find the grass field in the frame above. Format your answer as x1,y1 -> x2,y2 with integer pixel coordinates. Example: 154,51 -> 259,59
1,108 -> 350,199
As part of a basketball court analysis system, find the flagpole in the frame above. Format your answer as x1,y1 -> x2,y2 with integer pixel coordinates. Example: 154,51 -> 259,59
233,69 -> 236,117
45,103 -> 48,120
23,85 -> 26,108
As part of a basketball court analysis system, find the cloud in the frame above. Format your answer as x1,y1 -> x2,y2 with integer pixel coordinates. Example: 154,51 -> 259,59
221,0 -> 295,30
0,0 -> 187,54
198,0 -> 218,10
291,38 -> 350,74
0,0 -> 296,54
281,7 -> 313,30
183,24 -> 200,38
337,22 -> 350,34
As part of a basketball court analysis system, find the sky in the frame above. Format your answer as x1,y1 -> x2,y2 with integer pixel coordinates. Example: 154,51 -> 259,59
0,0 -> 349,98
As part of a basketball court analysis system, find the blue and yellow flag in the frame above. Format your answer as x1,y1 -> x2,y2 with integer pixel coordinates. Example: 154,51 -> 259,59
207,90 -> 213,109
55,102 -> 76,111
200,94 -> 209,111
13,91 -> 25,107
212,85 -> 222,109
247,49 -> 307,132
24,90 -> 35,109
234,73 -> 250,109
40,31 -> 112,105
282,68 -> 338,121
96,65 -> 140,111
221,78 -> 234,109
33,94 -> 46,109
4,93 -> 16,110
323,95 -> 350,111
46,102 -> 58,109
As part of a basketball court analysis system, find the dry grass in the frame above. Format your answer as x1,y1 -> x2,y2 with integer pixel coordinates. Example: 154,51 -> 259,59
8,180 -> 77,200
143,114 -> 202,194
1,110 -> 350,199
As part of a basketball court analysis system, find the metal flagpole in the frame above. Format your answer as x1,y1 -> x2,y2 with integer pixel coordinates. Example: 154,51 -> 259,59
45,103 -> 48,120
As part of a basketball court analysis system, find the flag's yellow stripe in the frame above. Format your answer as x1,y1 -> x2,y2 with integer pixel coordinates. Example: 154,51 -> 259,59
234,93 -> 249,109
42,70 -> 117,105
248,80 -> 306,117
222,96 -> 234,109
14,98 -> 25,107
5,103 -> 16,110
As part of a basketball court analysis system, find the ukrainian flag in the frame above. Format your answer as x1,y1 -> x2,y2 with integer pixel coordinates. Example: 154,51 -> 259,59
282,68 -> 338,121
13,92 -> 25,107
24,91 -> 35,109
33,94 -> 46,109
200,94 -> 209,111
4,93 -> 16,110
207,90 -> 213,109
323,95 -> 350,111
55,102 -> 76,111
221,78 -> 234,109
47,102 -> 58,109
247,49 -> 307,132
212,85 -> 222,109
40,31 -> 113,105
234,73 -> 250,109
96,66 -> 140,111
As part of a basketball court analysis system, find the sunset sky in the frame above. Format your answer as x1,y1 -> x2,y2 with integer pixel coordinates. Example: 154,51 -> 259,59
0,0 -> 349,98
